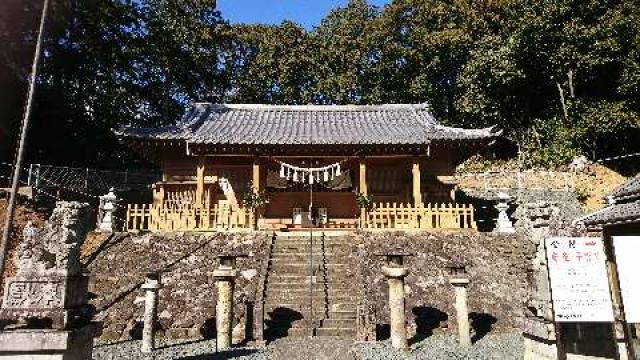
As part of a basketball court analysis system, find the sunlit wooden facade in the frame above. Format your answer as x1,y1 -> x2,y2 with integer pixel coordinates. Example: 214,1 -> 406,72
118,104 -> 498,231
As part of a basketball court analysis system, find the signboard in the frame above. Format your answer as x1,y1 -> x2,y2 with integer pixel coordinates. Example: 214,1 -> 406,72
612,236 -> 640,323
545,237 -> 614,322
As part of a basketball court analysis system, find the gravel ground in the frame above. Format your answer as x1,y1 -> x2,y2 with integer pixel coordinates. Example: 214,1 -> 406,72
93,333 -> 523,360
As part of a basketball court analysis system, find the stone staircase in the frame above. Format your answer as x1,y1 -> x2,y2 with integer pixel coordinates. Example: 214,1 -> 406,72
263,232 -> 357,339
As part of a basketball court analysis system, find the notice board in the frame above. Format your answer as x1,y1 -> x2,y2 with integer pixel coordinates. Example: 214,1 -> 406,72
545,237 -> 614,322
612,236 -> 640,323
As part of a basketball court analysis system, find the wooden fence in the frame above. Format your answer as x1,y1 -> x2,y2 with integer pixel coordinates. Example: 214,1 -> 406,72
362,203 -> 476,230
126,204 -> 254,232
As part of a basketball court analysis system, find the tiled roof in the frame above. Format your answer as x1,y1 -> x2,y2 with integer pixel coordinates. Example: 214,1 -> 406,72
117,103 -> 498,146
576,200 -> 640,227
577,173 -> 640,228
607,173 -> 640,201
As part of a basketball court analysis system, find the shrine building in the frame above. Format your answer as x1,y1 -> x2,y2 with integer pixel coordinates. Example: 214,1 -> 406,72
117,103 -> 499,231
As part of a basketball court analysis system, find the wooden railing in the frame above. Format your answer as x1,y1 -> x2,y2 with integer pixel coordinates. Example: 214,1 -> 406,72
361,203 -> 476,230
126,204 -> 254,232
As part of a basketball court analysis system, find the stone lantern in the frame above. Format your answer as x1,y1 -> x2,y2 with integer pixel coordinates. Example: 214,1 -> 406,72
494,191 -> 515,234
376,249 -> 413,350
98,188 -> 118,233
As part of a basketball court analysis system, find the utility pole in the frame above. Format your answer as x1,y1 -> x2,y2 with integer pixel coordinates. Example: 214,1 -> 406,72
0,0 -> 51,280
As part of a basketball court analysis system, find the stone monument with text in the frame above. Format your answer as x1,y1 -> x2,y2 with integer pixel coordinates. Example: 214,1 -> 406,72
0,201 -> 101,360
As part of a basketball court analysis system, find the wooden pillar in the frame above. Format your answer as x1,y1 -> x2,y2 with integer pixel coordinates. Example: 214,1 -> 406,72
412,157 -> 421,206
252,158 -> 261,193
196,156 -> 205,208
252,157 -> 263,228
359,158 -> 367,195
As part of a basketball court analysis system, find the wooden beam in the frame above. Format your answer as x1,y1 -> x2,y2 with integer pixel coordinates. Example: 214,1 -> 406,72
359,158 -> 367,195
412,157 -> 421,206
196,156 -> 205,208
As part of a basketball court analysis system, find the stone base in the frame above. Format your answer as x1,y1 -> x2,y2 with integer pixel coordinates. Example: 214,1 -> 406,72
524,335 -> 558,360
0,323 -> 100,360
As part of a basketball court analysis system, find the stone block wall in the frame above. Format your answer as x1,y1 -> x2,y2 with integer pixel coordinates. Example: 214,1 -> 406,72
85,232 -> 270,342
349,231 -> 534,340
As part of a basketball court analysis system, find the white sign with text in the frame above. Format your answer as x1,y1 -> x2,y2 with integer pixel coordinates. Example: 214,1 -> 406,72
612,236 -> 640,323
545,237 -> 614,322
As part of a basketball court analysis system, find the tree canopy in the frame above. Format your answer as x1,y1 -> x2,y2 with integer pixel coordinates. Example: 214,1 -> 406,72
1,0 -> 638,169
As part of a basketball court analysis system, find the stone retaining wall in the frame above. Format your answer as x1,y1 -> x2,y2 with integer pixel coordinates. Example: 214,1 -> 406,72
86,232 -> 270,342
349,231 -> 533,340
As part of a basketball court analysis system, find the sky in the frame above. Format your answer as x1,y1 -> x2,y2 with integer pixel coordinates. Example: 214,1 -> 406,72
217,0 -> 389,30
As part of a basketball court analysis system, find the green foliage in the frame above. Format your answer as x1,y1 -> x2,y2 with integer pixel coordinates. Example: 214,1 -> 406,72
2,0 -> 639,169
241,186 -> 267,210
355,192 -> 374,210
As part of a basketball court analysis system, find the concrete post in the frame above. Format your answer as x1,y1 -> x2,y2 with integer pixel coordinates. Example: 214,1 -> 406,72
141,272 -> 162,353
214,256 -> 240,352
380,253 -> 411,350
450,278 -> 471,347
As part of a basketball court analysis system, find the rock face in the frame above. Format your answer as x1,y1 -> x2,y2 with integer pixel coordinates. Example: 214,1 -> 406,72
88,229 -> 536,344
349,231 -> 534,340
86,231 -> 269,342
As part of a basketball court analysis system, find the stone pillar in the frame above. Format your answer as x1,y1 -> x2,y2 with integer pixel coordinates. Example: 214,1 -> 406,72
214,255 -> 242,352
141,272 -> 162,353
448,260 -> 471,347
451,278 -> 471,346
378,251 -> 412,350
0,202 -> 102,360
494,191 -> 515,234
98,187 -> 117,233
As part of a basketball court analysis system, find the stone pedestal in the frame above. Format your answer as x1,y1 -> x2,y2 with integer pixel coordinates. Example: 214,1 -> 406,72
381,261 -> 410,350
141,273 -> 162,353
0,325 -> 101,360
0,202 -> 101,359
214,255 -> 242,352
450,278 -> 471,347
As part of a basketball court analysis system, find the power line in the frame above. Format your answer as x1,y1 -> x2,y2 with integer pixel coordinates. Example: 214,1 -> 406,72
0,0 -> 51,280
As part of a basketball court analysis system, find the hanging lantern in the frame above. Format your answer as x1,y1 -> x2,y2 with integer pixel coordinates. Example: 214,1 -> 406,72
336,164 -> 341,176
280,164 -> 285,178
309,172 -> 314,184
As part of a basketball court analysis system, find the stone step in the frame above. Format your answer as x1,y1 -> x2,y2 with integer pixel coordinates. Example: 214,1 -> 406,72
266,288 -> 353,297
266,274 -> 351,282
315,327 -> 356,337
265,295 -> 327,303
327,310 -> 357,319
264,299 -> 324,310
265,327 -> 312,338
265,318 -> 322,329
271,251 -> 339,257
321,318 -> 357,329
328,303 -> 357,312
266,282 -> 326,289
270,255 -> 326,262
266,282 -> 352,290
269,262 -> 348,268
